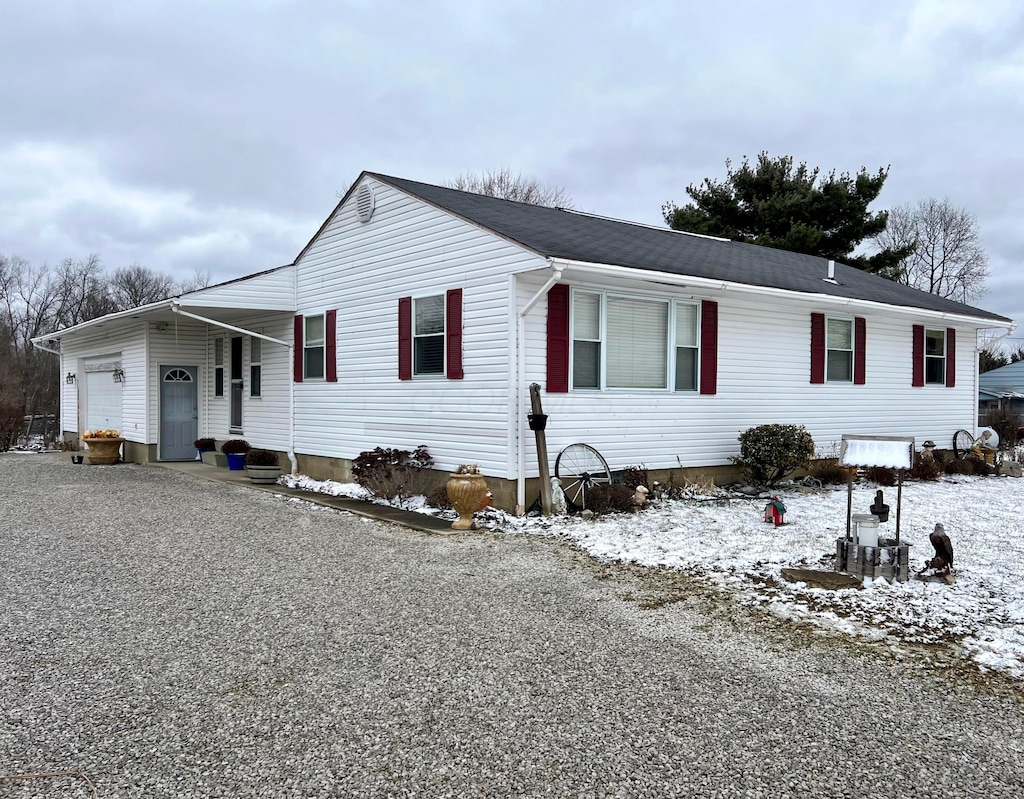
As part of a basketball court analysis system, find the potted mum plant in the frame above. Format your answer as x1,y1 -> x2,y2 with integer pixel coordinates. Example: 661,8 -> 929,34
194,437 -> 216,460
81,428 -> 124,465
245,448 -> 282,484
221,439 -> 251,470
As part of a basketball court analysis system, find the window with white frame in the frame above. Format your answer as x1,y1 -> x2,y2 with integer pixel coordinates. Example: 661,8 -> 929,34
571,290 -> 697,391
925,328 -> 945,384
304,315 -> 325,380
414,295 -> 445,376
675,303 -> 699,391
250,335 -> 262,397
214,338 -> 224,397
826,318 -> 853,382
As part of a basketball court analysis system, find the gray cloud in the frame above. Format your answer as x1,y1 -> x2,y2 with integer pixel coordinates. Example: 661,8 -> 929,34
1,0 -> 1022,326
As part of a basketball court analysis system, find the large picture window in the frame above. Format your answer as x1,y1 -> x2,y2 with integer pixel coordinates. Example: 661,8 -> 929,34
826,318 -> 853,382
414,295 -> 445,376
570,290 -> 697,391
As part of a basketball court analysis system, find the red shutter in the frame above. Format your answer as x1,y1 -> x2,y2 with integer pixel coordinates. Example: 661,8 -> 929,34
398,297 -> 412,380
293,315 -> 303,383
946,327 -> 956,388
912,325 -> 924,387
546,284 -> 570,393
699,300 -> 718,395
446,289 -> 464,380
854,317 -> 866,385
810,313 -> 825,384
325,309 -> 337,382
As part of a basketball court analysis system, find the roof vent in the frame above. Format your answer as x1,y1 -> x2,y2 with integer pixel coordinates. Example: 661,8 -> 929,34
823,259 -> 838,284
356,184 -> 375,223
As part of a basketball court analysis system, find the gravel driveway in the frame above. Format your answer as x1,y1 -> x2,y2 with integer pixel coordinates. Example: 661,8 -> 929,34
2,455 -> 1023,798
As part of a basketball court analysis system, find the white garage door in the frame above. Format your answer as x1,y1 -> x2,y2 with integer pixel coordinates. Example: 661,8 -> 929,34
85,371 -> 123,432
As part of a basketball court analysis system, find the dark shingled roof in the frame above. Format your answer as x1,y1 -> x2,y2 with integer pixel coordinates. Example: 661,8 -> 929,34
372,173 -> 1010,324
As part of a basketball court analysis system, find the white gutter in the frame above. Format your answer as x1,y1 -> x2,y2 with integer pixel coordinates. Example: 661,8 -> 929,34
169,301 -> 298,475
552,258 -> 1014,329
514,261 -> 565,515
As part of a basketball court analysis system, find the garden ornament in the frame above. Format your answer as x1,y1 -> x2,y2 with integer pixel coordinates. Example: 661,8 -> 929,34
763,496 -> 786,526
550,476 -> 568,516
920,523 -> 954,575
633,485 -> 649,506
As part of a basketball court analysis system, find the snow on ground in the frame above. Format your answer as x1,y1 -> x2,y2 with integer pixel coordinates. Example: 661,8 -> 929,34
281,472 -> 1024,681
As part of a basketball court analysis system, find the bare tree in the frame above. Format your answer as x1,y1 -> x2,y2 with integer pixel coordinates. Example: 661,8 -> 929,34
874,198 -> 990,303
446,168 -> 574,209
178,268 -> 212,294
108,264 -> 178,310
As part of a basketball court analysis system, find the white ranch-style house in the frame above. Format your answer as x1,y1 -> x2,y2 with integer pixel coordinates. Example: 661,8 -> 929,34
34,172 -> 1014,511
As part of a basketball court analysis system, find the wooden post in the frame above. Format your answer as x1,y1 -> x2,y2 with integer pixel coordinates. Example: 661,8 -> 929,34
846,467 -> 854,540
529,383 -> 552,516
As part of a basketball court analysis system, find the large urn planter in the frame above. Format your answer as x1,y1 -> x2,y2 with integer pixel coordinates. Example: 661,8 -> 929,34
84,437 -> 124,465
446,466 -> 489,530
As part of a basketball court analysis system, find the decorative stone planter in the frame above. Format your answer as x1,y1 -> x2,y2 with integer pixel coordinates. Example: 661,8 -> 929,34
84,438 -> 124,465
247,465 -> 282,485
446,472 -> 489,530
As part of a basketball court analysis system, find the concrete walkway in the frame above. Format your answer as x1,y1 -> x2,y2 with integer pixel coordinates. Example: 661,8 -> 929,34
152,459 -> 457,534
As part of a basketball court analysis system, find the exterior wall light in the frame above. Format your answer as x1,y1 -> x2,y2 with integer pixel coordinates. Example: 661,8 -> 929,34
66,372 -> 77,384
112,368 -> 125,383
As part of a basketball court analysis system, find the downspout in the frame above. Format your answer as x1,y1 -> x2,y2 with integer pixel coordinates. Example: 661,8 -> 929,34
169,301 -> 298,475
515,261 -> 565,515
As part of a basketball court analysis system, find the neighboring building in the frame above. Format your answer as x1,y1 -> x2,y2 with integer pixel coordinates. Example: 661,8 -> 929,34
978,360 -> 1024,426
33,172 -> 1014,511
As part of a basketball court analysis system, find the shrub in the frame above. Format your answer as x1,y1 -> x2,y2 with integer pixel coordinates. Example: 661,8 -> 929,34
617,464 -> 650,491
910,457 -> 942,481
808,460 -> 849,485
353,445 -> 434,501
194,437 -> 216,450
585,483 -> 637,515
944,458 -> 975,476
864,466 -> 897,486
221,439 -> 251,454
969,456 -> 995,476
731,424 -> 815,486
245,448 -> 280,467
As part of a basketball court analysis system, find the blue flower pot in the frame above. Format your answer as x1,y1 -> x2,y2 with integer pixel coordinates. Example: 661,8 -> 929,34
226,452 -> 247,470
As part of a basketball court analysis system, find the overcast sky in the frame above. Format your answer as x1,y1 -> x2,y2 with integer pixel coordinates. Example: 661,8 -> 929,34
2,0 -> 1022,334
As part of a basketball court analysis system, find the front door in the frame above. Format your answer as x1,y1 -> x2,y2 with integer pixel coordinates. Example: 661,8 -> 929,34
159,365 -> 198,460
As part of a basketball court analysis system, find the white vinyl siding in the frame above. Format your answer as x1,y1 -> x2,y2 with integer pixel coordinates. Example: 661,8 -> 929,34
826,318 -> 853,382
524,273 -> 981,477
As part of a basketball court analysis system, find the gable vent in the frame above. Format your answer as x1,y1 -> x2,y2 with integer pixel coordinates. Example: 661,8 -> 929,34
356,184 -> 375,223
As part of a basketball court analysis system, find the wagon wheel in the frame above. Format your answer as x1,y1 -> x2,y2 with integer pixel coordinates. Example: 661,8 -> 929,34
953,429 -> 975,459
554,443 -> 612,510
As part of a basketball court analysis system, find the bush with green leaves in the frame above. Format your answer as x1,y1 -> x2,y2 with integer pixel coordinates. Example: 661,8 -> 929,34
732,424 -> 815,486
